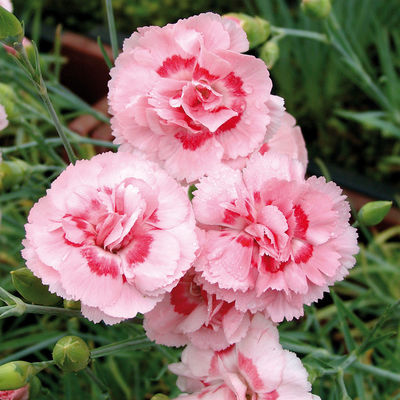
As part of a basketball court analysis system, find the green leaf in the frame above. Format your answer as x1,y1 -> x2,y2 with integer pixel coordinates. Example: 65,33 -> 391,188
335,110 -> 400,138
331,291 -> 356,352
0,6 -> 23,45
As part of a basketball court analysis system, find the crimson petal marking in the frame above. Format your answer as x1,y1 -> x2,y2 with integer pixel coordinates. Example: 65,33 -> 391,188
237,351 -> 265,392
292,240 -> 313,264
125,234 -> 153,265
170,275 -> 204,316
157,55 -> 196,78
81,247 -> 120,278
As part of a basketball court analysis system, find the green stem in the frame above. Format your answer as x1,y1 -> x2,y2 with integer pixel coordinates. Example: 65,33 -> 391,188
325,13 -> 393,113
1,137 -> 117,154
105,0 -> 119,61
24,304 -> 81,317
353,361 -> 400,383
15,42 -> 77,164
270,26 -> 329,44
91,336 -> 153,359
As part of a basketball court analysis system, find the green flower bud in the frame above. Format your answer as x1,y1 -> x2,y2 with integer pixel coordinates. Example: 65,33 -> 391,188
0,83 -> 17,119
63,299 -> 81,310
358,201 -> 392,226
224,13 -> 270,49
151,395 -> 169,400
52,336 -> 90,373
29,376 -> 42,398
259,40 -> 280,69
0,361 -> 39,390
301,0 -> 332,19
11,268 -> 61,306
0,6 -> 24,46
0,158 -> 30,192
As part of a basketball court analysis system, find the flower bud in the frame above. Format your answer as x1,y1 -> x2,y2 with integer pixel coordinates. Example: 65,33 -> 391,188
0,158 -> 30,192
0,362 -> 36,391
52,336 -> 90,373
301,0 -> 332,19
358,201 -> 392,226
0,84 -> 17,119
259,40 -> 280,69
223,13 -> 270,49
11,268 -> 61,306
151,395 -> 169,400
0,6 -> 24,46
0,384 -> 29,400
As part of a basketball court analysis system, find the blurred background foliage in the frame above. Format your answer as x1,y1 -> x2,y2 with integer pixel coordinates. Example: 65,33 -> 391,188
1,1 -> 400,399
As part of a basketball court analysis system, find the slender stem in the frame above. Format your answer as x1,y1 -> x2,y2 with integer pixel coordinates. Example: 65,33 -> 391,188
1,137 -> 117,154
25,304 -> 82,317
270,26 -> 329,44
353,361 -> 400,383
14,42 -> 77,164
91,336 -> 153,359
105,0 -> 119,61
326,13 -> 393,113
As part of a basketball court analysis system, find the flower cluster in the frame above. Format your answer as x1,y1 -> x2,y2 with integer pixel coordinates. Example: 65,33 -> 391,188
21,12 -> 358,398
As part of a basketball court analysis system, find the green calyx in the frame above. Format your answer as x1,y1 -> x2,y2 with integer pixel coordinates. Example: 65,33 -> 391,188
259,40 -> 280,69
0,361 -> 48,391
301,0 -> 332,19
224,13 -> 270,49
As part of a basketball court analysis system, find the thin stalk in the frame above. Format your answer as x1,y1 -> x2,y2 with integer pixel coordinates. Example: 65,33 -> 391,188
14,42 -> 77,164
105,0 -> 119,61
91,336 -> 153,359
353,361 -> 400,383
24,304 -> 81,317
271,26 -> 330,44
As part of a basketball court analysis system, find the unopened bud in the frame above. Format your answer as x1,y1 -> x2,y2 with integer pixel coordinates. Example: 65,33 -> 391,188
358,201 -> 392,226
0,158 -> 30,191
0,362 -> 37,391
11,268 -> 61,306
259,40 -> 280,69
301,0 -> 332,19
0,84 -> 17,119
52,336 -> 90,373
224,13 -> 270,49
151,395 -> 169,400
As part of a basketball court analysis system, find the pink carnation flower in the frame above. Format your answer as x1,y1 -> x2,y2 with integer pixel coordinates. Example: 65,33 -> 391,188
0,386 -> 29,400
0,0 -> 12,12
224,111 -> 308,171
108,12 -> 283,183
0,104 -> 8,131
144,269 -> 251,350
22,152 -> 197,324
169,313 -> 320,400
193,153 -> 358,322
